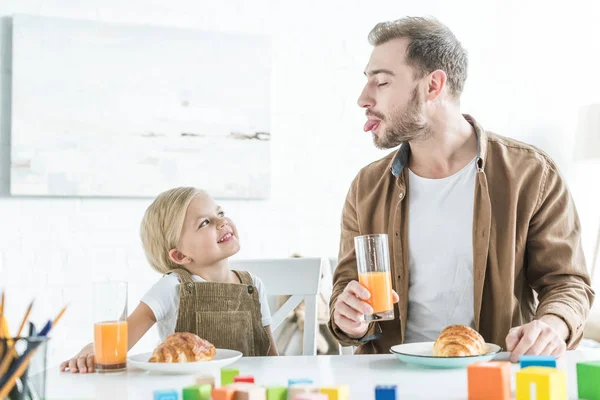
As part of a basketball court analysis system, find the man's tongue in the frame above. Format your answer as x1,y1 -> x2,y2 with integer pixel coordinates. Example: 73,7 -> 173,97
364,120 -> 380,132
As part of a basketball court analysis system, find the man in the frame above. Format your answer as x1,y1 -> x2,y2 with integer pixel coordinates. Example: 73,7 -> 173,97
328,17 -> 594,361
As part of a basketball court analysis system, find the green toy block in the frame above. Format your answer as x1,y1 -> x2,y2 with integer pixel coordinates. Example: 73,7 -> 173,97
221,368 -> 240,386
182,384 -> 212,400
577,361 -> 600,400
266,386 -> 287,400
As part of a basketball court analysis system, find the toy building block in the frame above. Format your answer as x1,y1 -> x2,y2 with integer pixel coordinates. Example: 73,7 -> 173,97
154,389 -> 179,400
227,383 -> 256,390
212,387 -> 237,400
222,368 -> 241,386
375,385 -> 398,400
520,355 -> 557,369
182,384 -> 212,400
234,376 -> 256,384
577,361 -> 600,400
232,385 -> 267,400
320,386 -> 349,400
195,375 -> 216,388
288,384 -> 320,399
293,394 -> 328,400
516,367 -> 567,400
467,361 -> 511,400
288,379 -> 313,386
266,386 -> 287,400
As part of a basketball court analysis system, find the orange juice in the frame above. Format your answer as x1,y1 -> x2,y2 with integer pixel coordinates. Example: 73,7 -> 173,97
358,271 -> 393,314
94,321 -> 128,371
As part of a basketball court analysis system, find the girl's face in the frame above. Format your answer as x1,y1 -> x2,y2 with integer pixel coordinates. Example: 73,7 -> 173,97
173,192 -> 240,267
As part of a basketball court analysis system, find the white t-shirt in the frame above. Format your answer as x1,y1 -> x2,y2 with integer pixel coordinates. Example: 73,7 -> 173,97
141,272 -> 272,342
403,158 -> 477,343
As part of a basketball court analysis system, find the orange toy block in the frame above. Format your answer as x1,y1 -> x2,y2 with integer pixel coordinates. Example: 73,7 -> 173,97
320,386 -> 349,400
467,361 -> 511,400
212,387 -> 236,400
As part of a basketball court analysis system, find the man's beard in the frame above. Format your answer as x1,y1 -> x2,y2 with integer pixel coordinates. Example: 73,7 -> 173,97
372,87 -> 432,149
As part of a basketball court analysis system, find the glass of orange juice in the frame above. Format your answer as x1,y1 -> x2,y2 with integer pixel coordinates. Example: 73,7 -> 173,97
92,281 -> 128,372
354,234 -> 394,322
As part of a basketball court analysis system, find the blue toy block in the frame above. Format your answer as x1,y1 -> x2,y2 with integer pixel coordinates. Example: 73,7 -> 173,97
154,389 -> 179,400
288,378 -> 314,386
375,385 -> 398,400
520,355 -> 557,369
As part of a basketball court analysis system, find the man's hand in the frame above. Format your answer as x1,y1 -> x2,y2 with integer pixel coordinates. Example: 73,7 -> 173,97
505,315 -> 569,362
333,280 -> 399,339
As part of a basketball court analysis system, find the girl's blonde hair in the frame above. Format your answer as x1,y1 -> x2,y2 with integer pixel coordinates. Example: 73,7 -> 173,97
140,187 -> 203,274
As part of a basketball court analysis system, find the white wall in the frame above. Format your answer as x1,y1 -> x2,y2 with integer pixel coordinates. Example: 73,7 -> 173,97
0,0 -> 599,365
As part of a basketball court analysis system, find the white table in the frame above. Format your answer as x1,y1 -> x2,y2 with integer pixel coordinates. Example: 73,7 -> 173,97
43,350 -> 600,400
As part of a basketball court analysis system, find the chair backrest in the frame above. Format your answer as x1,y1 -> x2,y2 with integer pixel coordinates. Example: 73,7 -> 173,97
327,256 -> 355,355
229,257 -> 322,356
329,257 -> 338,276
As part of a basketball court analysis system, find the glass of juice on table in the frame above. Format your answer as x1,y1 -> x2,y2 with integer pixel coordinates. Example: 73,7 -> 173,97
93,281 -> 128,372
354,234 -> 394,321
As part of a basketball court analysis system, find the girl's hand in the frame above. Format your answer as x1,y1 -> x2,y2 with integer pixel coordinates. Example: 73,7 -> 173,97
60,343 -> 95,374
58,302 -> 157,374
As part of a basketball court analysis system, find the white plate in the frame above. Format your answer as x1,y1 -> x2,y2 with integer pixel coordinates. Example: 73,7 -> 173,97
390,342 -> 502,369
128,349 -> 242,374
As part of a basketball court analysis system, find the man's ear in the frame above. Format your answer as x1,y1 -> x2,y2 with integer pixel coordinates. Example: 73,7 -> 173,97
426,69 -> 447,101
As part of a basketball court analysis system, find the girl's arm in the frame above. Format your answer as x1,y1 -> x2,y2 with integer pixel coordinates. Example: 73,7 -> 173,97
126,302 -> 157,350
59,302 -> 156,373
265,325 -> 279,356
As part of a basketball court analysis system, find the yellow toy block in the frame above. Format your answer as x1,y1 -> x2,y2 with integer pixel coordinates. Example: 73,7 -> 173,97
516,367 -> 567,400
320,386 -> 349,400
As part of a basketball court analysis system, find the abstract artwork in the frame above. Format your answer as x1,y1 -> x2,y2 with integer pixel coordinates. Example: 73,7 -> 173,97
11,14 -> 271,198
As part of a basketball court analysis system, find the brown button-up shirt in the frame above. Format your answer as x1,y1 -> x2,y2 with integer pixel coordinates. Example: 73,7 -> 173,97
328,115 -> 595,354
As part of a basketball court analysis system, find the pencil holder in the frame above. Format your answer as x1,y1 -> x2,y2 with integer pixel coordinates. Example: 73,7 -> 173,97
0,336 -> 49,400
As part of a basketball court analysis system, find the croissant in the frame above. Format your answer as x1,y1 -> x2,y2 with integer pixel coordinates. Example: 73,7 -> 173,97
148,332 -> 216,363
433,325 -> 486,357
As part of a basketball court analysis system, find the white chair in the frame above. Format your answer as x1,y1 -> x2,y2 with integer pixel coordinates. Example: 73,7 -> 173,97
230,258 -> 322,356
328,257 -> 355,355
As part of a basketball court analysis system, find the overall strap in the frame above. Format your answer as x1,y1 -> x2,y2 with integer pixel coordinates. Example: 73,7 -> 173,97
233,270 -> 254,286
169,267 -> 194,284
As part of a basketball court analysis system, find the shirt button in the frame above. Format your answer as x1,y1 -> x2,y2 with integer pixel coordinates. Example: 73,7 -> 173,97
248,286 -> 254,294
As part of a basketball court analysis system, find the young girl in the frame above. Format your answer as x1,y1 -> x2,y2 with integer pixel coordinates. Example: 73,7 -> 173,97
60,187 -> 278,373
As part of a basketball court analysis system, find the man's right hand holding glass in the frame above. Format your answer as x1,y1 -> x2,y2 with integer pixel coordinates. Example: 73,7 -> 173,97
333,280 -> 399,339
